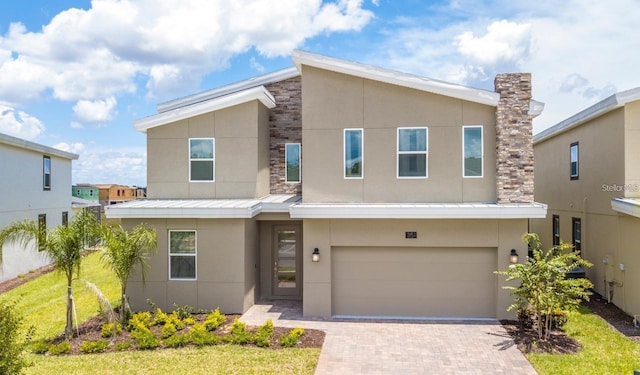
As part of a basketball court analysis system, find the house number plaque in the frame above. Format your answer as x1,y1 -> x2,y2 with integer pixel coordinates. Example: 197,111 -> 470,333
405,231 -> 417,239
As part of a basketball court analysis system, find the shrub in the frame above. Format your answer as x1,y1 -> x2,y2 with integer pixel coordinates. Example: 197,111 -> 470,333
0,300 -> 33,374
165,332 -> 191,348
114,341 -> 131,351
279,328 -> 304,347
161,322 -> 177,339
130,325 -> 160,350
79,340 -> 109,354
189,323 -> 219,347
152,308 -> 169,326
49,341 -> 72,355
204,308 -> 226,331
168,312 -> 185,330
227,317 -> 252,344
128,311 -> 152,331
254,319 -> 274,347
183,316 -> 196,326
101,322 -> 123,338
172,303 -> 194,320
31,340 -> 50,354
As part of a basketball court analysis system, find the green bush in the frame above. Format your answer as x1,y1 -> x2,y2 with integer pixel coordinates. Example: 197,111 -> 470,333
114,341 -> 131,351
79,340 -> 109,354
279,328 -> 304,347
204,308 -> 226,331
226,317 -> 252,344
168,312 -> 185,330
189,323 -> 219,347
130,325 -> 160,350
254,319 -> 274,347
165,332 -> 191,348
49,341 -> 72,355
101,322 -> 123,338
161,322 -> 177,339
0,300 -> 33,373
152,308 -> 169,326
31,339 -> 51,354
172,303 -> 194,320
183,316 -> 196,326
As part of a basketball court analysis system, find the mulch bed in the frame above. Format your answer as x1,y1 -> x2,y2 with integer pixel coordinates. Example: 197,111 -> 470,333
501,291 -> 640,354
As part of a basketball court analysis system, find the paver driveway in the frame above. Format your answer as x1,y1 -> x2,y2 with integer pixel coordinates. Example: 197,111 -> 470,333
241,300 -> 537,375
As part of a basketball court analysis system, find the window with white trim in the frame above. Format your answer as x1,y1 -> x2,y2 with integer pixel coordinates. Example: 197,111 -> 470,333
189,138 -> 215,181
397,127 -> 427,178
285,143 -> 301,183
570,142 -> 579,180
169,230 -> 196,280
344,129 -> 363,178
43,156 -> 51,190
463,126 -> 483,177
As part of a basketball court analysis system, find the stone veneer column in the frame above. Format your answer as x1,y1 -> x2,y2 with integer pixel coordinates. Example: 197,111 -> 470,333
265,76 -> 302,194
494,73 -> 534,204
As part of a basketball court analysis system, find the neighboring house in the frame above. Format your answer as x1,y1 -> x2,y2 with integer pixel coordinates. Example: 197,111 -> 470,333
0,132 -> 78,281
71,196 -> 102,223
72,184 -> 99,202
106,50 -> 547,319
95,184 -> 144,207
531,88 -> 640,318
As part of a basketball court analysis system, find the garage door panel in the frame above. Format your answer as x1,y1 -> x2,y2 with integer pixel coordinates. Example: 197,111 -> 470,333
332,247 -> 496,318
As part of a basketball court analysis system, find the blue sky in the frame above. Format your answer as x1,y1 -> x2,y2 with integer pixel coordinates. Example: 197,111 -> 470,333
1,0 -> 638,187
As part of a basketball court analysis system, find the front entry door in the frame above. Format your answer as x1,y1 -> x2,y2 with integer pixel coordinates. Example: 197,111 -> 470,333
272,225 -> 301,297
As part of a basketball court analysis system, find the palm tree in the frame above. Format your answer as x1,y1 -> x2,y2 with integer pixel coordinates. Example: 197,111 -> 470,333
100,223 -> 157,322
0,209 -> 100,339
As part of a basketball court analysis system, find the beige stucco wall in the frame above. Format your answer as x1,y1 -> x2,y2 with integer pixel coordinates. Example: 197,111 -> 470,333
302,218 -> 528,319
300,65 -> 497,203
123,218 -> 257,314
146,100 -> 270,200
624,101 -> 640,197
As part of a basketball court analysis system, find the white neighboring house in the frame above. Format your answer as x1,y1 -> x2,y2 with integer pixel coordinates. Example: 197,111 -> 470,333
0,132 -> 78,282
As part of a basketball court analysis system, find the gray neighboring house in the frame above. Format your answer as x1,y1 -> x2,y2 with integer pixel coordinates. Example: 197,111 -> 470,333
0,132 -> 78,281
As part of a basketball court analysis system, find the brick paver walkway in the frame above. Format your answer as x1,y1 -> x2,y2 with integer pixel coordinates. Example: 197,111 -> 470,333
241,300 -> 537,375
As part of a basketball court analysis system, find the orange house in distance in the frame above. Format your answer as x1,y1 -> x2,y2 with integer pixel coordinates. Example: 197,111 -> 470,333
96,184 -> 145,207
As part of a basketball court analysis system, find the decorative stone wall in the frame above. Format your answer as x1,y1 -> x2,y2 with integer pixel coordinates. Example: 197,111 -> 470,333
494,73 -> 534,203
265,76 -> 302,194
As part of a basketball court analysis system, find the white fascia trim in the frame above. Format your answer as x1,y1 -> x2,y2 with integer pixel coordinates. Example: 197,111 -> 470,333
289,202 -> 548,219
158,67 -> 299,113
0,132 -> 79,160
611,197 -> 640,218
134,86 -> 276,133
105,204 -> 262,219
534,87 -> 640,144
292,49 -> 499,106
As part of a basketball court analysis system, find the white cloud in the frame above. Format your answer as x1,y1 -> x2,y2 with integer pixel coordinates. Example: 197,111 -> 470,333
0,104 -> 46,140
53,141 -> 85,154
0,0 -> 374,106
73,96 -> 118,123
250,57 -> 265,73
454,20 -> 532,66
72,147 -> 147,187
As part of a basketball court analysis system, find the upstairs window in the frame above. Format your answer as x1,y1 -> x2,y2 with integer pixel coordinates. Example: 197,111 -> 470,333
570,142 -> 579,180
463,126 -> 483,177
169,230 -> 197,280
285,143 -> 301,183
189,138 -> 215,182
43,156 -> 51,190
62,211 -> 68,226
344,129 -> 363,178
552,215 -> 560,247
397,127 -> 427,178
572,218 -> 582,254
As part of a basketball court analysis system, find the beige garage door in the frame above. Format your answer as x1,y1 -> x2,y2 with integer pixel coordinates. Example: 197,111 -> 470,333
332,247 -> 497,318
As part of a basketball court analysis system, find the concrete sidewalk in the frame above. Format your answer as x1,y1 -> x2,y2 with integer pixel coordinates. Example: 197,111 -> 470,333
240,300 -> 537,375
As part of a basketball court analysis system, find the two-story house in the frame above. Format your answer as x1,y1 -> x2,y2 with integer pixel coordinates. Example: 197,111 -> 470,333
531,88 -> 640,319
106,50 -> 547,320
0,132 -> 78,281
96,184 -> 144,207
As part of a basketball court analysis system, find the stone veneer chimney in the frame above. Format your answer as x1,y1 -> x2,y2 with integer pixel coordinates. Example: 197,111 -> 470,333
494,73 -> 534,204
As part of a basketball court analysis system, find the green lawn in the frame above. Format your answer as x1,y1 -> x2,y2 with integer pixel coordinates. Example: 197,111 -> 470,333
528,306 -> 640,374
1,251 -> 320,375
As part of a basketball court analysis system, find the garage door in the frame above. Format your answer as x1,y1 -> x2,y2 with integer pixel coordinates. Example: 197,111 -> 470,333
332,247 -> 497,318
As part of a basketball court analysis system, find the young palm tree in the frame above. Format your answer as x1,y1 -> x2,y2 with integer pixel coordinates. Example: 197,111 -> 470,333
100,223 -> 157,322
0,209 -> 100,339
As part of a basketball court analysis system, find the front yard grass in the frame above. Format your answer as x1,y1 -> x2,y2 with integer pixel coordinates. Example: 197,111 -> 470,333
528,306 -> 640,374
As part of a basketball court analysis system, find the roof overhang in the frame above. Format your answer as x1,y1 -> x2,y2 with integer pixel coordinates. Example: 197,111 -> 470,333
104,194 -> 300,219
534,87 -> 640,144
611,197 -> 640,218
289,202 -> 548,219
0,132 -> 79,160
134,85 -> 276,133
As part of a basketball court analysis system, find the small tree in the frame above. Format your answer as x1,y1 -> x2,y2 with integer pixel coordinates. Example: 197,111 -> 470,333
496,233 -> 593,340
0,300 -> 33,374
100,223 -> 157,323
0,209 -> 101,339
